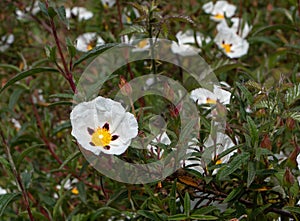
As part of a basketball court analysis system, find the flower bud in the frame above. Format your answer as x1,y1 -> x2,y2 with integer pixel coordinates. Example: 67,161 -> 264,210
260,134 -> 272,150
119,76 -> 132,96
284,167 -> 295,187
286,117 -> 295,130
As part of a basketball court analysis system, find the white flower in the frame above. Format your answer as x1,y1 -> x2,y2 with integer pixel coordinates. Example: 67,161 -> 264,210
190,85 -> 231,105
11,118 -> 21,131
66,7 -> 93,21
214,27 -> 249,58
101,0 -> 116,8
171,30 -> 210,56
297,153 -> 300,170
75,32 -> 105,52
70,96 -> 138,155
122,7 -> 140,24
130,38 -> 151,52
217,17 -> 252,38
16,2 -> 40,20
55,178 -> 79,198
0,186 -> 7,195
0,34 -> 14,52
203,1 -> 236,22
147,132 -> 171,158
184,133 -> 236,174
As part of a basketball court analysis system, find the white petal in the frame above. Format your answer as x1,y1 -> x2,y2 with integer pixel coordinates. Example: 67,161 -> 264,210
101,0 -> 116,8
75,32 -> 105,52
71,7 -> 93,21
202,1 -> 214,14
190,88 -> 216,105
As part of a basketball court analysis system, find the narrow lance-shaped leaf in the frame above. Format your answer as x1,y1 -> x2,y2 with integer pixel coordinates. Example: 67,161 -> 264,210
0,193 -> 21,216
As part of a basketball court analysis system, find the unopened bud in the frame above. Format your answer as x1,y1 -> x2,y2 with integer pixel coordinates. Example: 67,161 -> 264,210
284,167 -> 295,187
119,76 -> 132,96
260,134 -> 272,150
286,117 -> 295,130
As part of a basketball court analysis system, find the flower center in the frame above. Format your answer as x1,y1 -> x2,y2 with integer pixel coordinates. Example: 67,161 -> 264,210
138,39 -> 148,48
214,13 -> 224,19
87,123 -> 119,150
91,126 -> 112,147
206,97 -> 217,104
87,43 -> 94,51
215,159 -> 222,165
221,41 -> 232,53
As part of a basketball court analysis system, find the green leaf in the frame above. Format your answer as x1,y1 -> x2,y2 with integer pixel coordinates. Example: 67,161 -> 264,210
66,38 -> 76,58
76,181 -> 86,203
189,214 -> 218,220
0,192 -> 21,216
16,144 -> 45,168
246,116 -> 259,147
9,87 -> 25,110
247,161 -> 256,187
52,120 -> 71,136
169,179 -> 177,215
38,2 -> 48,16
47,7 -> 57,18
73,43 -> 119,68
47,101 -> 73,107
285,83 -> 300,106
45,45 -> 57,62
218,152 -> 250,180
223,186 -> 243,203
236,82 -> 253,103
284,206 -> 300,214
252,24 -> 297,36
164,15 -> 194,24
137,210 -> 161,221
58,150 -> 81,170
214,63 -> 248,76
0,64 -> 21,72
21,170 -> 32,189
91,207 -> 120,221
56,6 -> 69,29
192,206 -> 219,215
119,25 -> 147,36
184,192 -> 190,217
49,93 -> 74,99
0,68 -> 59,94
168,214 -> 188,220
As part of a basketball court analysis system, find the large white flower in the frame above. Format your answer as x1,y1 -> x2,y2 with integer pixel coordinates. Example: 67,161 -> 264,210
66,7 -> 93,21
16,2 -> 40,20
75,32 -> 105,52
147,132 -> 171,158
101,0 -> 116,8
0,34 -> 14,52
70,96 -> 138,155
217,17 -> 252,39
171,30 -> 210,56
130,38 -> 151,52
214,27 -> 249,58
190,85 -> 231,105
203,1 -> 236,22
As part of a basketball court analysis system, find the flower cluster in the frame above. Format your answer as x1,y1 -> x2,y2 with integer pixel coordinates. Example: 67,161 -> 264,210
203,0 -> 251,58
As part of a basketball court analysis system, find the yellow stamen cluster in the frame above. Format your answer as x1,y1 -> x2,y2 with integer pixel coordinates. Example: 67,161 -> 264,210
206,98 -> 217,104
91,126 -> 112,147
214,13 -> 224,19
221,43 -> 232,53
138,40 -> 148,48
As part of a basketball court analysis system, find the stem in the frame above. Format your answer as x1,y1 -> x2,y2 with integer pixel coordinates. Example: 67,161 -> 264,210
147,4 -> 157,81
0,131 -> 35,221
45,1 -> 77,93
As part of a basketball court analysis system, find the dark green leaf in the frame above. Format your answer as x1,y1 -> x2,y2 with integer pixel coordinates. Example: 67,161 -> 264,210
224,186 -> 243,203
52,120 -> 72,136
247,161 -> 256,188
73,43 -> 119,68
0,68 -> 59,94
189,214 -> 218,220
47,7 -> 57,18
76,181 -> 86,203
252,24 -> 297,36
56,6 -> 69,29
284,206 -> 300,214
192,206 -> 219,215
214,63 -> 248,76
246,116 -> 259,147
0,64 -> 21,72
16,144 -> 45,168
66,38 -> 76,58
218,152 -> 250,180
58,150 -> 81,169
168,214 -> 188,220
38,2 -> 48,16
45,45 -> 57,62
137,210 -> 161,221
164,15 -> 194,24
21,171 -> 32,189
184,192 -> 190,217
169,179 -> 177,215
236,82 -> 253,103
119,25 -> 147,36
9,88 -> 24,110
0,192 -> 21,216
47,101 -> 73,107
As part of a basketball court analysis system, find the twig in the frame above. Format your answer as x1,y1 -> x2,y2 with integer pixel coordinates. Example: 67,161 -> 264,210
0,131 -> 35,221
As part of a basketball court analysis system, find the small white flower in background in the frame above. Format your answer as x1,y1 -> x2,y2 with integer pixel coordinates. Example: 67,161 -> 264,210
0,186 -> 7,195
70,96 -> 138,155
101,0 -> 116,8
171,30 -> 211,56
75,32 -> 105,52
122,7 -> 140,25
184,133 -> 236,174
203,0 -> 236,22
54,178 -> 79,198
214,27 -> 249,58
65,7 -> 93,21
147,132 -> 171,158
190,85 -> 231,106
0,34 -> 14,52
11,118 -> 21,131
217,17 -> 252,39
16,1 -> 40,20
130,38 -> 151,52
